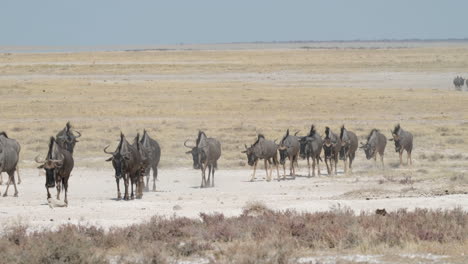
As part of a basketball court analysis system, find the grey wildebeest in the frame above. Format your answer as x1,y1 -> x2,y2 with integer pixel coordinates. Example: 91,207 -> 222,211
322,127 -> 341,176
298,125 -> 323,177
360,129 -> 387,168
242,134 -> 280,182
140,130 -> 161,191
1,132 -> 21,197
185,131 -> 221,188
55,121 -> 81,154
278,129 -> 300,178
36,137 -> 74,205
339,125 -> 358,174
104,133 -> 144,200
389,124 -> 413,166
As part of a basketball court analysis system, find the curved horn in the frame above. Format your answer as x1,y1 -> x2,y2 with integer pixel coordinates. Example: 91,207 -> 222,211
74,130 -> 81,138
184,139 -> 195,149
294,130 -> 300,136
34,155 -> 46,164
103,145 -> 114,155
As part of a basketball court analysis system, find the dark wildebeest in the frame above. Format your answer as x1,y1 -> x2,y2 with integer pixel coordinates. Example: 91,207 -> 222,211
140,130 -> 161,191
35,137 -> 74,205
55,122 -> 81,154
389,124 -> 413,166
339,125 -> 358,174
242,134 -> 280,182
322,127 -> 341,176
360,129 -> 387,168
298,125 -> 323,177
185,131 -> 221,188
278,129 -> 300,179
1,132 -> 21,197
104,133 -> 144,200
453,76 -> 465,90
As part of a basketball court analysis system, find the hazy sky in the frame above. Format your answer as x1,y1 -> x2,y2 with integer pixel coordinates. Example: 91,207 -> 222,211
1,0 -> 467,46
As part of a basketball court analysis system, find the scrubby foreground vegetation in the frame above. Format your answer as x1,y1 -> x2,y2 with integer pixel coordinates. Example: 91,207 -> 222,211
1,205 -> 467,264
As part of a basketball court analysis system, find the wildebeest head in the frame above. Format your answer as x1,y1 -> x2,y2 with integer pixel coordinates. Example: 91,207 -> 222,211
56,122 -> 81,154
278,129 -> 290,165
339,125 -> 350,160
389,124 -> 401,152
242,134 -> 265,166
360,142 -> 374,160
104,133 -> 130,178
36,137 -> 63,188
184,139 -> 201,169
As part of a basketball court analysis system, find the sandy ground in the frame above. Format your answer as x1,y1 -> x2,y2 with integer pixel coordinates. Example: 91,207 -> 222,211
1,166 -> 467,231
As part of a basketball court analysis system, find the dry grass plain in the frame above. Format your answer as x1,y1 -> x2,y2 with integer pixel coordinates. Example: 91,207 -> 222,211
1,42 -> 468,263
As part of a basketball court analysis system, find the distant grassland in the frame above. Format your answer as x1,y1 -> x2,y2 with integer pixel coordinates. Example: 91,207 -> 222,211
0,45 -> 467,176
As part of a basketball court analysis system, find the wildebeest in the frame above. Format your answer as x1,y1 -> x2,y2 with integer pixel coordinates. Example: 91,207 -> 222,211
104,133 -> 144,200
185,131 -> 221,188
35,137 -> 74,205
339,125 -> 358,174
360,129 -> 387,168
453,76 -> 465,90
55,121 -> 81,154
140,130 -> 161,191
389,124 -> 413,166
298,125 -> 323,177
322,127 -> 341,176
1,132 -> 21,197
278,129 -> 300,178
242,134 -> 280,182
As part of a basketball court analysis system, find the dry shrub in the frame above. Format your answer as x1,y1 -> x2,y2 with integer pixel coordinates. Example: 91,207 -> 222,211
428,153 -> 444,162
1,208 -> 468,262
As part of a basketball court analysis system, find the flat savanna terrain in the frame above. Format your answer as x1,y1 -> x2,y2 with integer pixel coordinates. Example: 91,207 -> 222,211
1,42 -> 468,262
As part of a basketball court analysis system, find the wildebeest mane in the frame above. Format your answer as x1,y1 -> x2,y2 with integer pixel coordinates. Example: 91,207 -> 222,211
253,134 -> 265,146
196,131 -> 207,146
367,129 -> 379,142
66,121 -> 71,131
340,125 -> 345,140
393,124 -> 400,135
0,131 -> 8,138
47,136 -> 55,159
308,125 -> 316,137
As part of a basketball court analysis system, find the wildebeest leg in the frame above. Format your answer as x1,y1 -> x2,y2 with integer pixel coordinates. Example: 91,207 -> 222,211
46,186 -> 52,199
16,165 -> 21,185
63,177 -> 69,205
211,166 -> 215,187
264,159 -> 270,181
144,167 -> 150,192
56,177 -> 61,200
349,152 -> 355,173
201,163 -> 207,188
116,178 -> 122,200
312,156 -> 316,177
317,156 -> 321,176
399,151 -> 403,166
325,158 -> 330,176
206,164 -> 212,187
3,171 -> 18,197
282,163 -> 286,178
0,173 -> 2,185
334,155 -> 338,176
130,176 -> 135,199
380,154 -> 385,170
250,160 -> 258,182
307,156 -> 311,177
152,165 -> 158,191
343,156 -> 348,174
123,174 -> 129,200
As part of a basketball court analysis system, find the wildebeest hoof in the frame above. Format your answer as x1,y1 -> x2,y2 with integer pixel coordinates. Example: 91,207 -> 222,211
2,193 -> 7,197
14,193 -> 18,197
17,181 -> 21,185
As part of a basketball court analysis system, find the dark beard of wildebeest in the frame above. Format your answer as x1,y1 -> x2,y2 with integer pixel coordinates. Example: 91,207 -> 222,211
185,131 -> 221,188
55,122 -> 81,155
360,129 -> 387,169
0,132 -> 21,197
278,129 -> 300,179
389,124 -> 413,166
298,125 -> 323,177
139,130 -> 161,191
35,137 -> 74,205
242,134 -> 280,182
104,133 -> 144,200
323,127 -> 341,176
339,125 -> 358,174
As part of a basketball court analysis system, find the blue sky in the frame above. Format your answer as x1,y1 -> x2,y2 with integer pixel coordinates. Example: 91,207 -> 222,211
1,0 -> 467,46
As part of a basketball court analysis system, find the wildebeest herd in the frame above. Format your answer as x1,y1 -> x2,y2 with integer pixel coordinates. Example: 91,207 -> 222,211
0,122 -> 414,206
